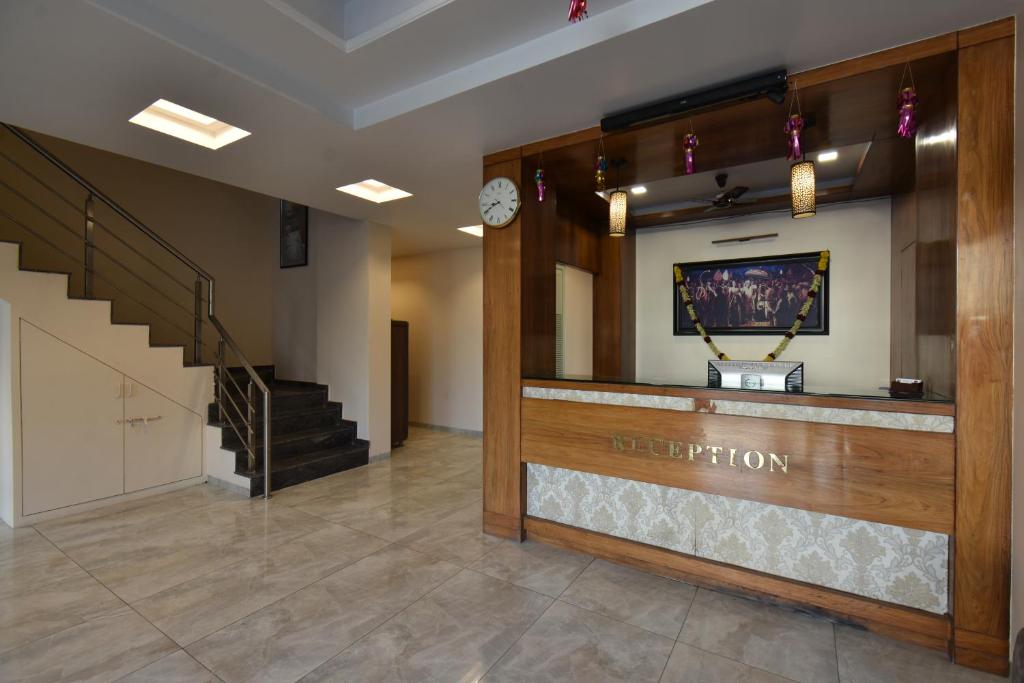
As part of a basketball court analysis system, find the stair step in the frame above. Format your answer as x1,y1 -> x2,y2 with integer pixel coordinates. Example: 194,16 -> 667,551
242,441 -> 370,496
216,383 -> 328,415
228,423 -> 357,469
208,401 -> 344,432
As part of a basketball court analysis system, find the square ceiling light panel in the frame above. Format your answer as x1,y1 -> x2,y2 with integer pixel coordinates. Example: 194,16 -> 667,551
336,179 -> 413,203
129,99 -> 251,150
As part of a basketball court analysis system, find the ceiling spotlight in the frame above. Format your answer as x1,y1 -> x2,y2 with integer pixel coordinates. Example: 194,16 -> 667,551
457,225 -> 484,237
817,150 -> 838,162
631,186 -> 647,195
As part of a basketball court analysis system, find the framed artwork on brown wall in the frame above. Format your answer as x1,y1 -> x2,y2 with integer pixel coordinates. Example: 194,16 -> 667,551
673,251 -> 829,336
280,200 -> 308,268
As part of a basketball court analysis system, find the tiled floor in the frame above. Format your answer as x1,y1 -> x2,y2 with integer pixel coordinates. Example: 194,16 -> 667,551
0,426 -> 1007,682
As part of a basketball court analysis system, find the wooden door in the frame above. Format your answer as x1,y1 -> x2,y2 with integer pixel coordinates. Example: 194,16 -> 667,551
391,320 -> 409,447
21,321 -> 125,515
123,381 -> 202,492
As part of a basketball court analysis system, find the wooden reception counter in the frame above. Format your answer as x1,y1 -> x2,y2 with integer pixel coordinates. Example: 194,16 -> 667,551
518,377 -> 955,651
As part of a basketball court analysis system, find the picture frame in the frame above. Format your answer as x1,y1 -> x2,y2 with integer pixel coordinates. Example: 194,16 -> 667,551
673,251 -> 829,336
280,200 -> 308,268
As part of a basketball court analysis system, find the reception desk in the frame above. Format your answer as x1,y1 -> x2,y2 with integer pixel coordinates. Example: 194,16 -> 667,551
519,377 -> 955,649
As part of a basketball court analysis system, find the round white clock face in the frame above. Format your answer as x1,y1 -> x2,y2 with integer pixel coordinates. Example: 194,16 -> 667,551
479,177 -> 521,228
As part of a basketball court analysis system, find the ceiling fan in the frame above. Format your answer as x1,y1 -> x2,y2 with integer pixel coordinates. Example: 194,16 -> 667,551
703,173 -> 751,211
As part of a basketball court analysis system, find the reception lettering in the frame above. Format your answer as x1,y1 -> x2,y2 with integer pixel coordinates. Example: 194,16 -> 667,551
611,434 -> 789,474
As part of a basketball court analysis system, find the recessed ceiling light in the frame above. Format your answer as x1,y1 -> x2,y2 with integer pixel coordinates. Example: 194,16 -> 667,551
129,99 -> 250,150
458,225 -> 484,237
631,186 -> 648,195
336,179 -> 413,203
816,150 -> 839,162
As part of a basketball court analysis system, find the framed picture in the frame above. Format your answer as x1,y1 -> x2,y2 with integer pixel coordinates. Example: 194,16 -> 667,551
673,251 -> 828,336
280,200 -> 308,268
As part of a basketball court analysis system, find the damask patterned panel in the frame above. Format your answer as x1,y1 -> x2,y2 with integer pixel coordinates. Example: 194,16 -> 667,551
521,386 -> 696,412
526,463 -> 949,614
527,463 -> 696,554
693,494 -> 948,613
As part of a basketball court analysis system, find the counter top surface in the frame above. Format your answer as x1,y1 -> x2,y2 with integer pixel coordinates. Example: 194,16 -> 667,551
523,375 -> 954,417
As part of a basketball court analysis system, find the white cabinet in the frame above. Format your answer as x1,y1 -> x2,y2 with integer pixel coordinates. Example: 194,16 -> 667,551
21,322 -> 125,515
124,381 -> 202,492
20,321 -> 203,516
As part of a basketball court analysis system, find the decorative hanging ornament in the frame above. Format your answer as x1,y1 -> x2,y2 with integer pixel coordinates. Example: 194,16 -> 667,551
896,64 -> 919,139
595,139 -> 608,192
784,115 -> 805,161
784,81 -> 805,161
534,167 -> 546,203
897,88 -> 918,138
682,132 -> 699,175
568,0 -> 588,23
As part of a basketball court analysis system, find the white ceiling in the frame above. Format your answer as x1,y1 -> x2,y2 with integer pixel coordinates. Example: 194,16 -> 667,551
0,0 -> 1016,255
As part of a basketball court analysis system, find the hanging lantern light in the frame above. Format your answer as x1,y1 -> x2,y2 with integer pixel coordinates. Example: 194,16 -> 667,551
595,138 -> 608,192
790,160 -> 816,219
609,158 -> 627,236
609,190 -> 627,236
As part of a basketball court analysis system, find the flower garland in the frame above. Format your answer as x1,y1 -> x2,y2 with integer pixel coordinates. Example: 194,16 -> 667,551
673,249 -> 830,362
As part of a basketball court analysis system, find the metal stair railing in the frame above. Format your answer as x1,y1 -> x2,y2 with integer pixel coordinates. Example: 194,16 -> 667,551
0,123 -> 273,498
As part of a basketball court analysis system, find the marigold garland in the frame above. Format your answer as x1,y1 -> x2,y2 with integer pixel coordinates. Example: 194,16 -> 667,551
673,249 -> 830,362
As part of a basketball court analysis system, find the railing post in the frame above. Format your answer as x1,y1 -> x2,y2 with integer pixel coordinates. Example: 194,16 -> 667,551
217,338 -> 225,424
193,275 -> 202,365
263,389 -> 271,500
83,194 -> 94,298
247,380 -> 256,475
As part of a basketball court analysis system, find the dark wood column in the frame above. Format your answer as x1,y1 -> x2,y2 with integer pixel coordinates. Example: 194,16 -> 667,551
953,19 -> 1014,676
482,149 -> 525,540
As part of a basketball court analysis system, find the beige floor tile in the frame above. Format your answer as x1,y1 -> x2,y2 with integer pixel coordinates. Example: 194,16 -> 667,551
396,502 -> 507,566
559,559 -> 697,638
82,503 -> 330,602
36,484 -> 241,550
134,524 -> 389,646
289,477 -> 419,522
0,608 -> 176,682
482,600 -> 674,682
187,545 -> 459,683
120,649 -> 219,682
660,642 -> 794,682
302,569 -> 552,682
470,539 -> 592,597
0,571 -> 124,654
678,589 -> 838,683
835,624 -> 1005,683
407,477 -> 483,509
0,527 -> 85,599
337,495 -> 468,542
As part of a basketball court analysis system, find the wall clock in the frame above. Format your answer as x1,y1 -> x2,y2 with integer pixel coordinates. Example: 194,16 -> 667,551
479,177 -> 521,228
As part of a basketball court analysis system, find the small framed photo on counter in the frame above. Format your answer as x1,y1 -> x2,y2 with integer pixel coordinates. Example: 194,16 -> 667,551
280,200 -> 308,268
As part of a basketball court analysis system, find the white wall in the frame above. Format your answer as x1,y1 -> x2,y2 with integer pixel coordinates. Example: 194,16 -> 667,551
272,212 -> 391,457
391,247 -> 483,433
636,199 -> 891,389
561,263 -> 594,376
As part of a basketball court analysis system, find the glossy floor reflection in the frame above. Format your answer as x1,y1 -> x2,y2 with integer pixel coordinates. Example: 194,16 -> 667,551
0,426 -> 1007,682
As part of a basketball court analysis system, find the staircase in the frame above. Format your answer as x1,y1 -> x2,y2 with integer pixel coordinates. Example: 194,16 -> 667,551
208,366 -> 368,496
0,122 -> 357,502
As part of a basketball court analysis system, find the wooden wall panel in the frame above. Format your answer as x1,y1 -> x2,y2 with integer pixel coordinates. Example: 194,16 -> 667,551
521,398 -> 955,533
953,33 -> 1014,675
482,155 -> 525,539
593,229 -> 636,379
520,176 -> 558,378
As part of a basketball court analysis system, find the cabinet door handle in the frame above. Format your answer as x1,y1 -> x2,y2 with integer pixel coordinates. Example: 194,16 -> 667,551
116,383 -> 123,399
127,382 -> 135,398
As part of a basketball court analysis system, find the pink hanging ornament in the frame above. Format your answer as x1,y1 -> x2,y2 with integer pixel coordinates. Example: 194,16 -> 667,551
682,133 -> 699,175
784,114 -> 805,160
568,0 -> 588,23
897,87 -> 919,139
535,168 -> 546,202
